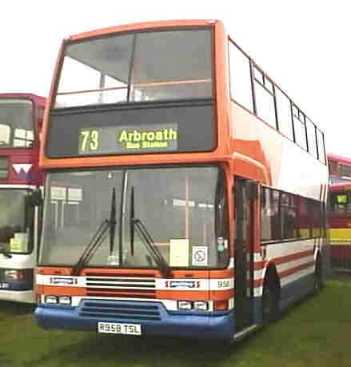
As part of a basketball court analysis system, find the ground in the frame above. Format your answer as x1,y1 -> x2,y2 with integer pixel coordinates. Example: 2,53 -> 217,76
0,279 -> 350,367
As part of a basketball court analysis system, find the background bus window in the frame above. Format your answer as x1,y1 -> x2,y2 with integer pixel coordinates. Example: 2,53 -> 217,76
0,99 -> 34,148
228,41 -> 253,112
340,164 -> 351,178
330,192 -> 351,214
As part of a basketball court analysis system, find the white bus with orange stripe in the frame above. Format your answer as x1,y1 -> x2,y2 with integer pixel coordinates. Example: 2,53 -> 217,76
34,19 -> 328,340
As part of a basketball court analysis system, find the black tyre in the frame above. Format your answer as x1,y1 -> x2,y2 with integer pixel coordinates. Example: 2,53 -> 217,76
313,257 -> 323,293
262,278 -> 279,323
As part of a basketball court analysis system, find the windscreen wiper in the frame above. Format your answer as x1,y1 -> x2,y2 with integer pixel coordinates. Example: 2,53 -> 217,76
72,219 -> 110,276
129,186 -> 171,277
72,188 -> 116,276
109,188 -> 117,255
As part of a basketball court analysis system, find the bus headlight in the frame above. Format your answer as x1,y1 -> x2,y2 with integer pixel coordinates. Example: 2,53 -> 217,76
58,296 -> 71,305
177,301 -> 209,311
193,301 -> 209,311
45,296 -> 58,304
44,295 -> 71,305
177,301 -> 192,310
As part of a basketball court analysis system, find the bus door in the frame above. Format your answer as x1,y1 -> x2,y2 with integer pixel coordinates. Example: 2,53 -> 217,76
234,177 -> 256,332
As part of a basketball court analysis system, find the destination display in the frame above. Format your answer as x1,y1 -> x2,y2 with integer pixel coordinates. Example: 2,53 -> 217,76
78,123 -> 178,155
46,101 -> 215,157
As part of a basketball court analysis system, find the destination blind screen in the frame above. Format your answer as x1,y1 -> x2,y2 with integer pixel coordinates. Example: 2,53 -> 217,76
46,101 -> 215,157
79,123 -> 178,155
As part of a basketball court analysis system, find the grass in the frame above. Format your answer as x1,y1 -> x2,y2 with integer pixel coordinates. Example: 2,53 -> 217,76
0,279 -> 350,367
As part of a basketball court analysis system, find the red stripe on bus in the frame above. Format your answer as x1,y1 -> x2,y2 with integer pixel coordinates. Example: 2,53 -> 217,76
254,261 -> 266,270
273,250 -> 314,266
279,261 -> 315,279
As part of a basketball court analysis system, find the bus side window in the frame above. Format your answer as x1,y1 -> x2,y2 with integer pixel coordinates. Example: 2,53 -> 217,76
253,67 -> 276,129
305,118 -> 318,159
316,129 -> 326,164
275,88 -> 293,141
292,106 -> 307,151
229,40 -> 253,112
260,187 -> 280,242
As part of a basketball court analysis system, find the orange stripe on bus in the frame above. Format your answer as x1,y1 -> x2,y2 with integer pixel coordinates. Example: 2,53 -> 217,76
37,267 -> 234,279
36,285 -> 86,296
156,290 -> 209,300
209,289 -> 234,300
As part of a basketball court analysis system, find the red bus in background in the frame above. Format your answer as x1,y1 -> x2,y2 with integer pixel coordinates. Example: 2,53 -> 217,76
0,93 -> 45,303
328,154 -> 351,270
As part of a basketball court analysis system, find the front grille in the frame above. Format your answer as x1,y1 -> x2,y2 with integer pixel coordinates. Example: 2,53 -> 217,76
85,276 -> 156,298
79,300 -> 161,321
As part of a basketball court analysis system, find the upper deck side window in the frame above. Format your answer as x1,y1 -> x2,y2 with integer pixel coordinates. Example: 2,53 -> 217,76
252,65 -> 277,129
228,41 -> 253,112
0,99 -> 34,148
292,104 -> 307,151
55,29 -> 213,108
228,38 -> 326,165
306,117 -> 318,159
316,128 -> 326,164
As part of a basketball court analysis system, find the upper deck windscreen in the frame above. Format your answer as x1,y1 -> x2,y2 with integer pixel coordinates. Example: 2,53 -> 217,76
47,28 -> 215,158
55,29 -> 212,107
0,99 -> 34,148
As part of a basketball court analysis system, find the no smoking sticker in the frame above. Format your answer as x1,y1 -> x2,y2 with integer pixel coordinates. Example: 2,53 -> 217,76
192,246 -> 208,266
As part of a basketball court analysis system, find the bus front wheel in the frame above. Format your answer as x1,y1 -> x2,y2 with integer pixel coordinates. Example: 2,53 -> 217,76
313,256 -> 323,293
262,277 -> 279,323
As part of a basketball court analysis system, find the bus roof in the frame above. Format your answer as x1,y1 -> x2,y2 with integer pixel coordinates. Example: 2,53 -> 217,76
328,153 -> 351,165
67,19 -> 219,42
0,93 -> 46,106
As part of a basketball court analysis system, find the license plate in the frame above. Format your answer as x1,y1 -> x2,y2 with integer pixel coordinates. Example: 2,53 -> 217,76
97,322 -> 142,335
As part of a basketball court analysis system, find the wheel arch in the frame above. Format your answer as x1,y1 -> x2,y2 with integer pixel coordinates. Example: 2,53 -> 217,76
261,261 -> 281,298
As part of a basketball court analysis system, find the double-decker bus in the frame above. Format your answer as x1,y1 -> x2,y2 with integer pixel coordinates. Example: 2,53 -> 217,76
327,154 -> 351,270
0,93 -> 45,303
35,20 -> 328,340
328,154 -> 351,184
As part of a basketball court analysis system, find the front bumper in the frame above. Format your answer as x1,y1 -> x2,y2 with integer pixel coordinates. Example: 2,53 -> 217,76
0,289 -> 34,303
35,299 -> 234,340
